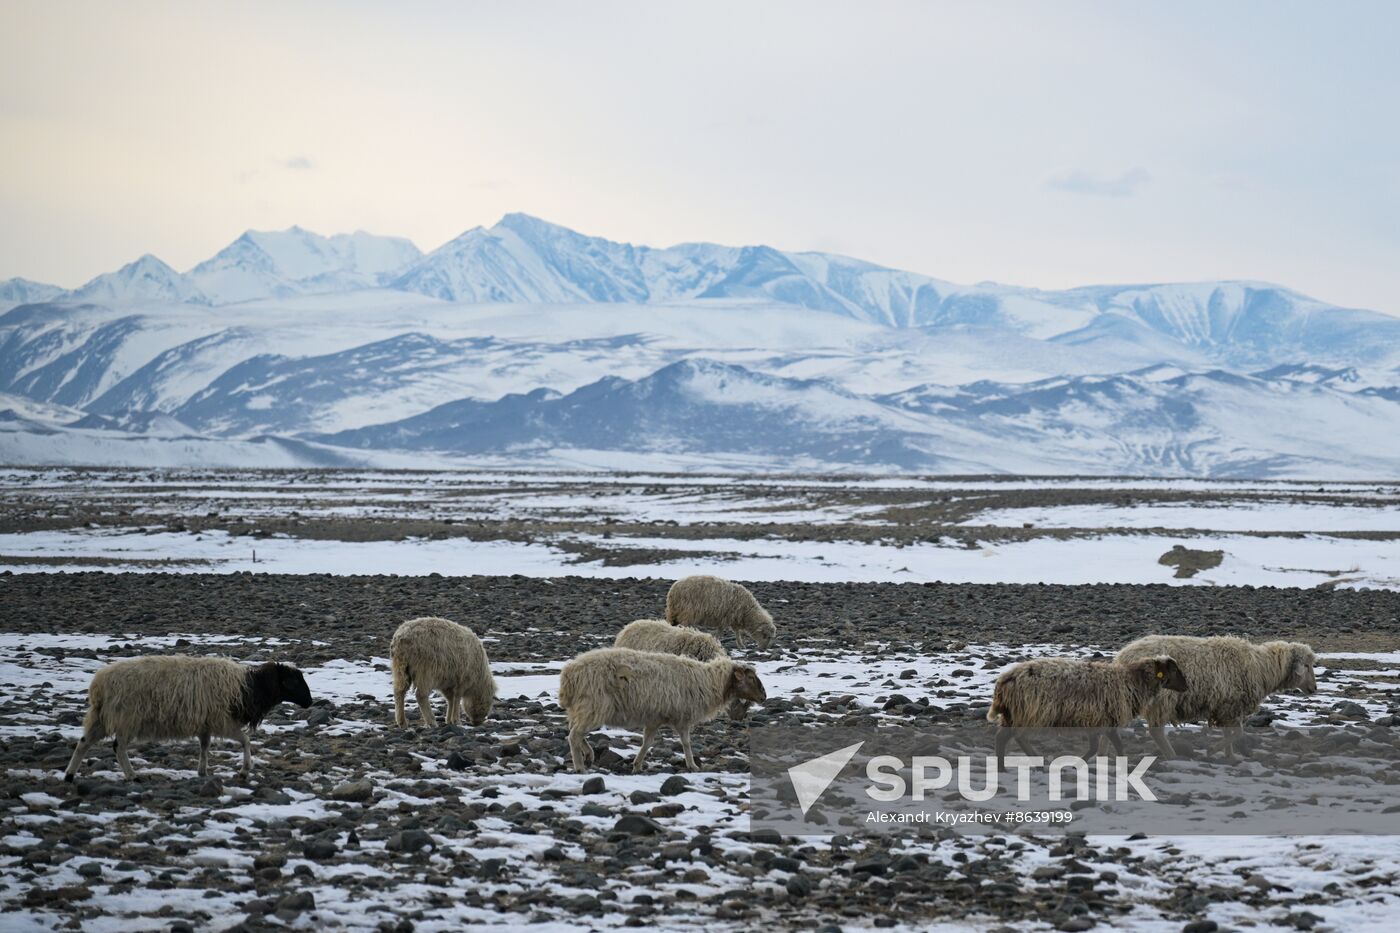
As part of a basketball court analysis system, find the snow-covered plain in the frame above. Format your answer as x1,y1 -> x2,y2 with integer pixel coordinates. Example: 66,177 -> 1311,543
968,501 -> 1400,532
4,470 -> 1399,588
4,527 -> 1399,590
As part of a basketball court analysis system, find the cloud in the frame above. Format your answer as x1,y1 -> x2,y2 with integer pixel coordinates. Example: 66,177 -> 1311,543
1045,167 -> 1151,198
237,156 -> 316,185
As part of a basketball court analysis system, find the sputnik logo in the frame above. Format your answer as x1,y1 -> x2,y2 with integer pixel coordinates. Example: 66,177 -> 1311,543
787,741 -> 864,815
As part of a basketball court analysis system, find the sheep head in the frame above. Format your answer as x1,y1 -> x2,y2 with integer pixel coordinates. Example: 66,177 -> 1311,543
751,608 -> 776,648
1279,642 -> 1317,694
468,698 -> 493,727
1142,656 -> 1188,692
262,662 -> 314,708
728,664 -> 767,704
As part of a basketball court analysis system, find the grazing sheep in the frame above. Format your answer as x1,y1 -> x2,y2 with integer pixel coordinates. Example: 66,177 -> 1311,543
987,656 -> 1188,764
63,656 -> 313,782
391,616 -> 496,728
666,575 -> 776,648
1116,635 -> 1317,758
614,618 -> 749,719
615,618 -> 726,660
559,647 -> 768,773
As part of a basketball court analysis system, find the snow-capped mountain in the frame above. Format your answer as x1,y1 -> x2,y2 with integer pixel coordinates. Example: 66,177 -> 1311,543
386,215 -> 1400,365
19,214 -> 1399,367
2,214 -> 1398,476
188,227 -> 421,303
0,277 -> 64,310
68,254 -> 208,305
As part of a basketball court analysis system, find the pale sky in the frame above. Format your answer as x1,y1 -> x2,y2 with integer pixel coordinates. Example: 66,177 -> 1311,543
2,1 -> 1397,313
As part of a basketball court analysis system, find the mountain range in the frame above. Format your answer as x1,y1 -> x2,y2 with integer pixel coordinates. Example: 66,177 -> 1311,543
2,215 -> 1398,477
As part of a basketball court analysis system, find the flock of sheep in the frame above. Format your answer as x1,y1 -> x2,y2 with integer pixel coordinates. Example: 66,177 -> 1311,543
989,634 -> 1318,763
61,572 -> 1319,783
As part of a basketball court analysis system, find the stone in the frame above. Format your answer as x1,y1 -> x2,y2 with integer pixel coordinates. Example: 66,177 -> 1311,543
659,775 -> 690,796
331,779 -> 373,803
302,838 -> 337,860
386,829 -> 434,852
614,815 -> 663,836
276,891 -> 315,915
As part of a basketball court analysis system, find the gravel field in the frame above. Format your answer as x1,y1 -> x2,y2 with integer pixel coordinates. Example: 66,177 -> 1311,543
4,572 -> 1400,931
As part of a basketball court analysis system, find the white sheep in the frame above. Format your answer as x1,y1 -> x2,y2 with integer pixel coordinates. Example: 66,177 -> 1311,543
1115,634 -> 1317,758
987,655 -> 1188,764
614,618 -> 750,719
391,616 -> 496,728
614,618 -> 727,660
665,575 -> 776,648
559,647 -> 767,773
63,656 -> 314,782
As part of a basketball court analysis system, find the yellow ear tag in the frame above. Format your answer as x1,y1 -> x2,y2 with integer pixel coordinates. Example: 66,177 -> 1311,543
1156,671 -> 1164,679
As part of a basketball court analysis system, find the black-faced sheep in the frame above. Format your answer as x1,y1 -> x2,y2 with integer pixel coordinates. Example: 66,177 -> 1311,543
1115,634 -> 1317,758
391,616 -> 496,728
613,618 -> 750,719
666,575 -> 776,648
63,656 -> 313,782
987,656 -> 1187,764
559,647 -> 767,773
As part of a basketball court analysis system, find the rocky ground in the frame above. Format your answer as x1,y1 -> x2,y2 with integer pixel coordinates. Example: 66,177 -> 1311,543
3,573 -> 1400,931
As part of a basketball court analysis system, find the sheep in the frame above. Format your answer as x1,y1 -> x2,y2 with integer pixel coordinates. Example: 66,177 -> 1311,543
615,618 -> 726,661
613,618 -> 750,719
559,647 -> 767,773
391,616 -> 496,728
987,655 -> 1188,765
63,656 -> 313,782
1115,635 -> 1317,758
666,575 -> 776,648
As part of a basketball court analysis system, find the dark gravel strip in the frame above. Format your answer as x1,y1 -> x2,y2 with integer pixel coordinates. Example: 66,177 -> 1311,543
2,573 -> 1397,665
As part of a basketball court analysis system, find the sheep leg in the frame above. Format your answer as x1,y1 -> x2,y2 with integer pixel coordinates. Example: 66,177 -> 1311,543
416,687 -> 438,727
443,690 -> 459,726
994,726 -> 1014,770
63,729 -> 102,782
1148,725 -> 1176,759
1213,723 -> 1242,760
568,725 -> 592,772
1084,732 -> 1104,760
393,685 -> 408,728
1106,729 -> 1125,757
112,736 -> 136,781
632,725 -> 657,774
197,732 -> 211,778
679,727 -> 698,772
236,729 -> 253,778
